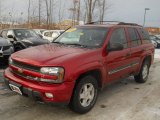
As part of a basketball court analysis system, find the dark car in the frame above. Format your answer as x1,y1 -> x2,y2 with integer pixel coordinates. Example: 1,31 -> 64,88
0,29 -> 50,51
0,37 -> 14,61
150,35 -> 160,48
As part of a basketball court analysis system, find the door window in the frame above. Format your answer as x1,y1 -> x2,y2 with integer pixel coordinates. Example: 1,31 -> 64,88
109,28 -> 128,48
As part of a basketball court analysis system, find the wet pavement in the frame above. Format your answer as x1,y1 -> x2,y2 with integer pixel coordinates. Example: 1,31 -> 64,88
0,49 -> 160,120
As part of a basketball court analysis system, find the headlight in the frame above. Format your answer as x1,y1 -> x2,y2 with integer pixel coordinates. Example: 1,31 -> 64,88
40,67 -> 64,83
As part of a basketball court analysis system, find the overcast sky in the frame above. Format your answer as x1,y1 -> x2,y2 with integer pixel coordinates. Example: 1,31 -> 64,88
1,0 -> 159,27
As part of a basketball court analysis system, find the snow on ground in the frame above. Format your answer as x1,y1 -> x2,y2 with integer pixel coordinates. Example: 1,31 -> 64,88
155,49 -> 160,59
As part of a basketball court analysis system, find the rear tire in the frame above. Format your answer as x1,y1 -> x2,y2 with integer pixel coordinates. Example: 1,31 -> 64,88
134,60 -> 150,83
69,75 -> 98,114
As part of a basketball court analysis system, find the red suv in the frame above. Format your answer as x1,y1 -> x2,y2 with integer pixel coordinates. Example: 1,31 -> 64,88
4,22 -> 154,114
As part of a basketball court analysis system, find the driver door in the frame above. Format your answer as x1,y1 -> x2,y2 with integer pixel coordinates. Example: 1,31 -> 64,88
105,27 -> 132,82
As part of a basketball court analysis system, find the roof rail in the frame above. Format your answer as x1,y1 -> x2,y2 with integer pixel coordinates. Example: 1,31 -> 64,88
85,21 -> 122,25
118,22 -> 142,27
85,21 -> 142,27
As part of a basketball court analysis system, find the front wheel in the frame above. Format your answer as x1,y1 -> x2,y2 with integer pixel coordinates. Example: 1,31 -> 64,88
134,60 -> 150,83
69,75 -> 98,114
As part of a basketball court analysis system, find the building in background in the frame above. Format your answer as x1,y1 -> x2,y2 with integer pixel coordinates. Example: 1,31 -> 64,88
145,27 -> 160,35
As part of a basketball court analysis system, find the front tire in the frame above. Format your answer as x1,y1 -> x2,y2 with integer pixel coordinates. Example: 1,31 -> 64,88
134,60 -> 150,83
69,75 -> 98,114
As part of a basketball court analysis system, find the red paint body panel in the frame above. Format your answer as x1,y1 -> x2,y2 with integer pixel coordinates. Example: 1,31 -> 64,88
4,25 -> 155,103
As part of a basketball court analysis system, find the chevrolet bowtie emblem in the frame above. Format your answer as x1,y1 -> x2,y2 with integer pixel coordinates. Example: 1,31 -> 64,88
18,68 -> 23,73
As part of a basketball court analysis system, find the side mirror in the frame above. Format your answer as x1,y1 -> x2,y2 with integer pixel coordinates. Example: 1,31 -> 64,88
107,43 -> 124,52
7,30 -> 14,39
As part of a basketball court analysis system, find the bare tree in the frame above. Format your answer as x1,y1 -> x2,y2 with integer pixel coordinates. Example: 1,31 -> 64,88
38,0 -> 41,26
84,0 -> 98,23
58,0 -> 65,23
45,0 -> 49,27
28,0 -> 31,24
77,0 -> 81,23
98,0 -> 107,21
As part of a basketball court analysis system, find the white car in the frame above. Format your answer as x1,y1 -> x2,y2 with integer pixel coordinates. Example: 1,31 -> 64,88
155,34 -> 160,39
151,40 -> 158,48
34,29 -> 46,36
42,30 -> 64,42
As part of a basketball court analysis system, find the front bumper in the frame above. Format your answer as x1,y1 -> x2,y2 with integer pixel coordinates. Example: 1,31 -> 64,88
0,47 -> 14,58
4,68 -> 75,104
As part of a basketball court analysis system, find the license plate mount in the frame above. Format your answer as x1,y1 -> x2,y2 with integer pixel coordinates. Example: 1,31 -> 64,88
9,84 -> 22,95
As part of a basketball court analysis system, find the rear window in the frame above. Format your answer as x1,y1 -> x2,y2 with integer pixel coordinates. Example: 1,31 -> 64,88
138,28 -> 151,44
128,28 -> 141,47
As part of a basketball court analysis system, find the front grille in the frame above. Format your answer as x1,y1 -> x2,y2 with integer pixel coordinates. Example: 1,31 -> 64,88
3,46 -> 11,51
11,60 -> 40,72
11,70 -> 40,82
0,46 -> 11,51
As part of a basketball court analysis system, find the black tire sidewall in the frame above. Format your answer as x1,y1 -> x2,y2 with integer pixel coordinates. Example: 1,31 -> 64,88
135,60 -> 150,83
70,75 -> 98,114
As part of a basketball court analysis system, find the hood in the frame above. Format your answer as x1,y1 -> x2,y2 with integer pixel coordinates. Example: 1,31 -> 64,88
0,37 -> 11,46
21,37 -> 50,46
12,44 -> 91,66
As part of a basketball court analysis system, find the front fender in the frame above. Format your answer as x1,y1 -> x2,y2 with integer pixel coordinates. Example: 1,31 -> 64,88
69,60 -> 106,85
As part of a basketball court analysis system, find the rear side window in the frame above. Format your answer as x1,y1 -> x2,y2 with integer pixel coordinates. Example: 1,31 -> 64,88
109,28 -> 128,48
138,28 -> 151,44
128,28 -> 141,47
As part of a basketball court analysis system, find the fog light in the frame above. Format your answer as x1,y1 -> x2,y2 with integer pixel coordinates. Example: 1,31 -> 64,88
45,93 -> 54,98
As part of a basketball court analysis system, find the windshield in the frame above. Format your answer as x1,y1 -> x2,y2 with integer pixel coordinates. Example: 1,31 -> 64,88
14,29 -> 39,39
54,27 -> 108,48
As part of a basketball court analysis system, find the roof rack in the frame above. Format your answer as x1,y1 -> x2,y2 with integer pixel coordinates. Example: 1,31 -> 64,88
118,22 -> 142,26
85,21 -> 142,27
85,21 -> 121,25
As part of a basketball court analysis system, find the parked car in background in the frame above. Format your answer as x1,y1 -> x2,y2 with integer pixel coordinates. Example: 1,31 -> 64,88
42,30 -> 64,42
4,22 -> 154,114
149,35 -> 160,48
33,29 -> 46,36
155,34 -> 160,39
151,39 -> 157,48
0,29 -> 50,51
0,37 -> 14,61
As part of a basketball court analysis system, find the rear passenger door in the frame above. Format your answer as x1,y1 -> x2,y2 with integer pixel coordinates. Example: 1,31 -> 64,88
106,27 -> 132,82
127,28 -> 143,73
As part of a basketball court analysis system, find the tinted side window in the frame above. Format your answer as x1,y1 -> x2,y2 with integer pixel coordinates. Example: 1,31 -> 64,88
138,28 -> 151,44
110,28 -> 128,48
128,28 -> 141,47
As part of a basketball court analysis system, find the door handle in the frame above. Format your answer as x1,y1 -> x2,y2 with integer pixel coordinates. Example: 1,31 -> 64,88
141,49 -> 145,52
124,53 -> 131,58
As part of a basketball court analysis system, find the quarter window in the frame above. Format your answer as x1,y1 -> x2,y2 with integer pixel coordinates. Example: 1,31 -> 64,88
128,28 -> 141,47
138,28 -> 151,44
109,28 -> 128,48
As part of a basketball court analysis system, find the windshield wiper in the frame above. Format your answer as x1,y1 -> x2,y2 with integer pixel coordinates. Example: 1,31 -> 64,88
66,43 -> 88,48
53,41 -> 65,45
